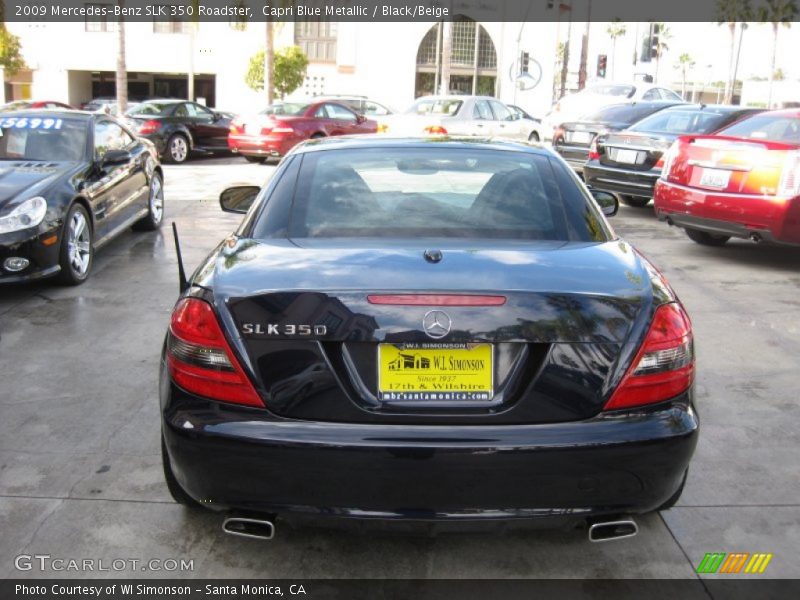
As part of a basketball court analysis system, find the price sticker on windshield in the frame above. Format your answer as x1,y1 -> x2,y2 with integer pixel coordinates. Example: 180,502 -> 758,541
0,117 -> 63,130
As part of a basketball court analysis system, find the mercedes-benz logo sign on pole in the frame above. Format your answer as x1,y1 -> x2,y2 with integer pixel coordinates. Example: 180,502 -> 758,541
423,310 -> 452,339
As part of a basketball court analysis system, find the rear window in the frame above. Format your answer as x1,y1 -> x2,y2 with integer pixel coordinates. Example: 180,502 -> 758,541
586,84 -> 636,98
127,103 -> 174,116
285,147 -> 609,242
587,103 -> 670,125
717,114 -> 800,143
628,109 -> 734,135
406,99 -> 462,116
261,103 -> 310,116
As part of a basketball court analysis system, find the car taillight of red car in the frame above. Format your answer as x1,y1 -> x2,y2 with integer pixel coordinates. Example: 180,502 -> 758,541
588,137 -> 600,161
229,118 -> 245,135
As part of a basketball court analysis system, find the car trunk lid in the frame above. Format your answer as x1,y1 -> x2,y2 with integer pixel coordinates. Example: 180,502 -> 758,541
598,132 -> 673,171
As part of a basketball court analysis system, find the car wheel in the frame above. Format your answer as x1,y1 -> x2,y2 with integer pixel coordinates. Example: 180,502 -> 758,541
685,228 -> 731,246
244,155 -> 265,163
166,134 -> 189,164
619,195 -> 651,208
161,437 -> 203,509
658,469 -> 688,511
528,131 -> 540,143
57,203 -> 93,285
133,172 -> 164,231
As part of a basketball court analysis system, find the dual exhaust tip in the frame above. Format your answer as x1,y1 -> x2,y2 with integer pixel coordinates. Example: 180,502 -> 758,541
221,514 -> 638,542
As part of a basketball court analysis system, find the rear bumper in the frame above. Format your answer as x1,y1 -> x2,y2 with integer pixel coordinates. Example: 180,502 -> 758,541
228,134 -> 299,157
655,180 -> 800,245
162,378 -> 699,526
584,162 -> 661,198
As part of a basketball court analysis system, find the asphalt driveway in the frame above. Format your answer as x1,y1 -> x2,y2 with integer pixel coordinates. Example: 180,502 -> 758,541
1,156 -> 798,580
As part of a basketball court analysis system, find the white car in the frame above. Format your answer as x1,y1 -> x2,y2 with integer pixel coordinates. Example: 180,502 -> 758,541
541,82 -> 684,141
380,95 -> 543,143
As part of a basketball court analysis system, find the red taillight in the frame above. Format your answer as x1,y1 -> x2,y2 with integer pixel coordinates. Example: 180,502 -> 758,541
167,298 -> 262,407
270,121 -> 294,134
778,150 -> 800,197
588,138 -> 600,161
603,302 -> 694,411
553,127 -> 565,143
367,294 -> 506,306
229,118 -> 244,135
424,125 -> 448,135
138,119 -> 161,135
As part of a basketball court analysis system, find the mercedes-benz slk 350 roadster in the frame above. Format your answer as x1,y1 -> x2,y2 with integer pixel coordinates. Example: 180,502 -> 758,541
160,137 -> 698,540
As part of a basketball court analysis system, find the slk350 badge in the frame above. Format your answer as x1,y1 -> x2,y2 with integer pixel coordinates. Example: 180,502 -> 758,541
242,323 -> 328,336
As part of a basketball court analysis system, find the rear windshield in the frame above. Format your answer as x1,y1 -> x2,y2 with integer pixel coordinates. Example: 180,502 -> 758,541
587,103 -> 670,125
127,103 -> 174,116
717,114 -> 800,143
285,147 -> 609,242
261,103 -> 310,116
628,109 -> 734,134
586,84 -> 636,98
405,99 -> 463,116
0,116 -> 86,161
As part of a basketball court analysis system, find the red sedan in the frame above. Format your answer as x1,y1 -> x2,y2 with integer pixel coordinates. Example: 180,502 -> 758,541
0,100 -> 75,111
228,100 -> 377,162
655,109 -> 800,246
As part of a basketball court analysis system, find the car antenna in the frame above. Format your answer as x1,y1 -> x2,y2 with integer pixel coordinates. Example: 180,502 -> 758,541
171,222 -> 188,293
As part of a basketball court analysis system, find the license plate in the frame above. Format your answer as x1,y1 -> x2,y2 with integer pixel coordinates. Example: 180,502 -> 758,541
699,167 -> 731,189
615,149 -> 640,164
378,343 -> 493,402
569,131 -> 593,144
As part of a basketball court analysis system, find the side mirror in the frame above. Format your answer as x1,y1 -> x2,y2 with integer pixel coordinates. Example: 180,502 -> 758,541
100,149 -> 131,166
590,189 -> 619,217
220,185 -> 260,214
213,112 -> 222,121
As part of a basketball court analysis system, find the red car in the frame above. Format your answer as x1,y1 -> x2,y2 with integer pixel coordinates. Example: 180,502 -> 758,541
228,100 -> 377,162
0,100 -> 75,111
655,109 -> 800,246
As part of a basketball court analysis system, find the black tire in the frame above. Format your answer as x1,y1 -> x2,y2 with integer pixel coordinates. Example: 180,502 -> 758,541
57,203 -> 94,286
685,228 -> 731,246
528,131 -> 540,143
658,469 -> 688,511
165,134 -> 190,164
161,437 -> 203,509
619,195 -> 651,208
243,155 -> 265,164
133,172 -> 164,231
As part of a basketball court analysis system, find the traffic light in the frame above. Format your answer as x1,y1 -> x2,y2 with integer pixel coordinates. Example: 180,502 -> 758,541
650,23 -> 660,60
520,51 -> 530,74
596,54 -> 607,78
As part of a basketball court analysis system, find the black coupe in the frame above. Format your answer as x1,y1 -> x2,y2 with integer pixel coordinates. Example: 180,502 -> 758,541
0,110 -> 164,285
160,137 -> 698,540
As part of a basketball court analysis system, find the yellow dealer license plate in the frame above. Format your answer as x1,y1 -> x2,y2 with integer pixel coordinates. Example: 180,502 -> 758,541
378,343 -> 493,402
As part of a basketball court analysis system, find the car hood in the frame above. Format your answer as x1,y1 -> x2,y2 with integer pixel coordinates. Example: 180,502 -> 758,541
0,161 -> 76,210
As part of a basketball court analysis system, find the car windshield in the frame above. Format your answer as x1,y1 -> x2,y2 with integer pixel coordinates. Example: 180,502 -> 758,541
283,147 -> 609,242
586,84 -> 636,98
717,114 -> 800,143
628,109 -> 734,134
261,103 -> 310,116
127,102 -> 174,116
587,103 -> 670,124
405,99 -> 463,116
0,116 -> 86,161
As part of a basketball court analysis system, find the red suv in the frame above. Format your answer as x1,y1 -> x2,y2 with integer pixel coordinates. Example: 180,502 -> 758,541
654,109 -> 800,246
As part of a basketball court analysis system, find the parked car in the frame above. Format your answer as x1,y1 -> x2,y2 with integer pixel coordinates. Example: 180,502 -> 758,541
655,109 -> 800,246
160,136 -> 698,539
315,95 -> 395,116
553,101 -> 683,174
541,82 -> 685,140
228,100 -> 377,162
381,95 -> 542,142
0,100 -> 75,111
583,104 -> 761,207
0,110 -> 163,285
81,97 -> 117,111
125,99 -> 233,163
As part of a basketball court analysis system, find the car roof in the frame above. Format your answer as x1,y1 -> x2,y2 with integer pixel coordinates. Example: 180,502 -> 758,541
292,135 -> 550,156
659,104 -> 754,113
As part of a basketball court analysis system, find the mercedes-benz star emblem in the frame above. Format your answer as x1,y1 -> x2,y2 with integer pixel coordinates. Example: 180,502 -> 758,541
422,310 -> 452,339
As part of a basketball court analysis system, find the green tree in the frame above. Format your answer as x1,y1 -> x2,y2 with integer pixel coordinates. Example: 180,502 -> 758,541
674,53 -> 695,99
716,0 -> 752,103
757,0 -> 796,108
606,20 -> 626,80
246,46 -> 309,100
0,4 -> 25,75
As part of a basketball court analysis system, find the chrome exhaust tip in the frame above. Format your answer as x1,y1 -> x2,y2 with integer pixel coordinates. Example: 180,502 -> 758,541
588,518 -> 638,542
749,232 -> 762,244
222,516 -> 275,540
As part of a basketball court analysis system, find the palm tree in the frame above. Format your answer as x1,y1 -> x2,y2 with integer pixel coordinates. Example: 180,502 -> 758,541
716,0 -> 752,103
577,0 -> 592,90
606,20 -> 626,80
264,19 -> 275,104
757,0 -> 796,108
674,53 -> 696,99
115,0 -> 127,114
651,23 -> 671,83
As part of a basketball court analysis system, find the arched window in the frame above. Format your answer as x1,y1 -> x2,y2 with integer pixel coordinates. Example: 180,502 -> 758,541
415,17 -> 497,98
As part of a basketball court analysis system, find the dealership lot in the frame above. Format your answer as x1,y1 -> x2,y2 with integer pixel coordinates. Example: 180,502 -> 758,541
1,156 -> 798,579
